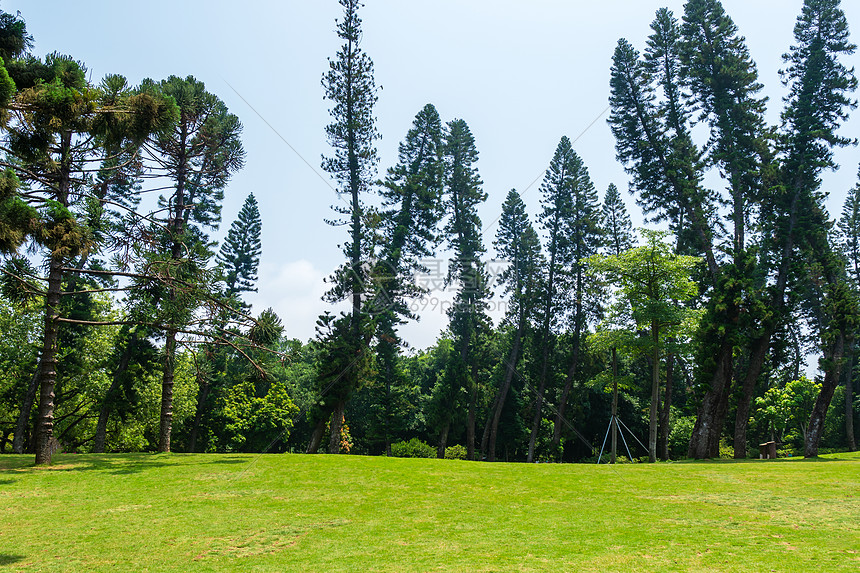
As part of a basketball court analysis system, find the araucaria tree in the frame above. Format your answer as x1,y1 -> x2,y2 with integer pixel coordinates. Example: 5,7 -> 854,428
309,0 -> 380,454
217,193 -> 262,299
144,75 -> 245,453
487,189 -> 542,461
1,51 -> 176,464
371,103 -> 444,454
439,118 -> 489,460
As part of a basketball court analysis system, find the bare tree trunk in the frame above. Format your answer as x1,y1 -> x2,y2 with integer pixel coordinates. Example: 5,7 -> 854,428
527,371 -> 547,463
552,339 -> 580,451
611,347 -> 618,464
845,341 -> 856,452
13,360 -> 41,454
649,322 -> 659,463
733,332 -> 770,458
34,257 -> 64,465
93,335 -> 137,453
805,333 -> 847,458
658,352 -> 673,461
688,336 -> 734,459
466,387 -> 476,461
437,421 -> 450,459
328,400 -> 346,454
158,332 -> 177,453
306,417 -> 327,454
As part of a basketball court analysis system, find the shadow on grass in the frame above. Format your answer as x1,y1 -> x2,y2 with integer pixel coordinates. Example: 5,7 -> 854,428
0,454 -> 255,475
0,554 -> 24,565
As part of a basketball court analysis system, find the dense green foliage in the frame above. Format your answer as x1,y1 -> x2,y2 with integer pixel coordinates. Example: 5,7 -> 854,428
0,0 -> 859,467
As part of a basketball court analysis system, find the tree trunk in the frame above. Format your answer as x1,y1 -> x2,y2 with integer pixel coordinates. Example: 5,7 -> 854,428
846,342 -> 856,452
488,325 -> 523,462
552,335 -> 580,451
611,347 -> 618,464
688,336 -> 734,459
527,367 -> 548,463
649,322 -> 659,463
306,417 -> 327,454
733,332 -> 771,459
12,360 -> 41,454
93,334 -> 137,454
437,421 -> 450,459
187,378 -> 211,454
158,331 -> 177,453
34,257 -> 65,465
328,400 -> 346,454
466,385 -> 476,461
658,351 -> 673,461
805,333 -> 847,458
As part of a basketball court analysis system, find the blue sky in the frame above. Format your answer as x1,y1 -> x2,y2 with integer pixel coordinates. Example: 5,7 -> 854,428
13,0 -> 860,348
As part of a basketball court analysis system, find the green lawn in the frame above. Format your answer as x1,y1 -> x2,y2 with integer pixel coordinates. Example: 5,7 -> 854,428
0,452 -> 858,572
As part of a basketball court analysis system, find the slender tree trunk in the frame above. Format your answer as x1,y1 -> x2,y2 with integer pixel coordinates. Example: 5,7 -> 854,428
846,341 -> 856,452
480,392 -> 498,458
34,257 -> 64,465
611,347 -> 618,464
805,333 -> 848,457
158,332 -> 177,452
659,352 -> 673,461
649,322 -> 659,463
488,325 -> 523,462
328,400 -> 346,454
93,334 -> 137,453
527,364 -> 548,463
466,392 -> 476,461
306,417 -> 327,454
13,359 -> 41,454
552,334 -> 580,450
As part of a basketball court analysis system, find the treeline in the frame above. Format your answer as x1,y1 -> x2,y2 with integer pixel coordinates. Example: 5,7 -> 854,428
1,0 -> 859,464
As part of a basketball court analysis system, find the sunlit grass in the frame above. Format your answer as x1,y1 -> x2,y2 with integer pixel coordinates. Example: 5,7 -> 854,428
0,452 -> 858,571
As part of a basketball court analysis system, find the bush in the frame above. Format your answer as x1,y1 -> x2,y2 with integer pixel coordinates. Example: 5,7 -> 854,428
444,444 -> 467,460
390,438 -> 435,459
718,438 -> 734,459
668,416 -> 696,459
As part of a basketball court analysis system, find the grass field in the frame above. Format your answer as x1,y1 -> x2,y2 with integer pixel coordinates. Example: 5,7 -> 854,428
0,452 -> 858,572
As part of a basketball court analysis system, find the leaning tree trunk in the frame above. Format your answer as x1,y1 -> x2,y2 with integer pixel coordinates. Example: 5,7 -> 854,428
306,417 -> 327,454
12,360 -> 41,454
805,333 -> 848,458
93,335 -> 137,453
34,257 -> 65,465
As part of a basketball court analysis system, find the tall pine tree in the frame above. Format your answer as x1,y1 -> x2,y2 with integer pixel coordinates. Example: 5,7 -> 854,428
309,0 -> 380,454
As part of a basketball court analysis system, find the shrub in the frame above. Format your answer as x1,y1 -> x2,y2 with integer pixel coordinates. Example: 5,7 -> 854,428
444,444 -> 467,460
390,438 -> 435,459
668,416 -> 696,459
